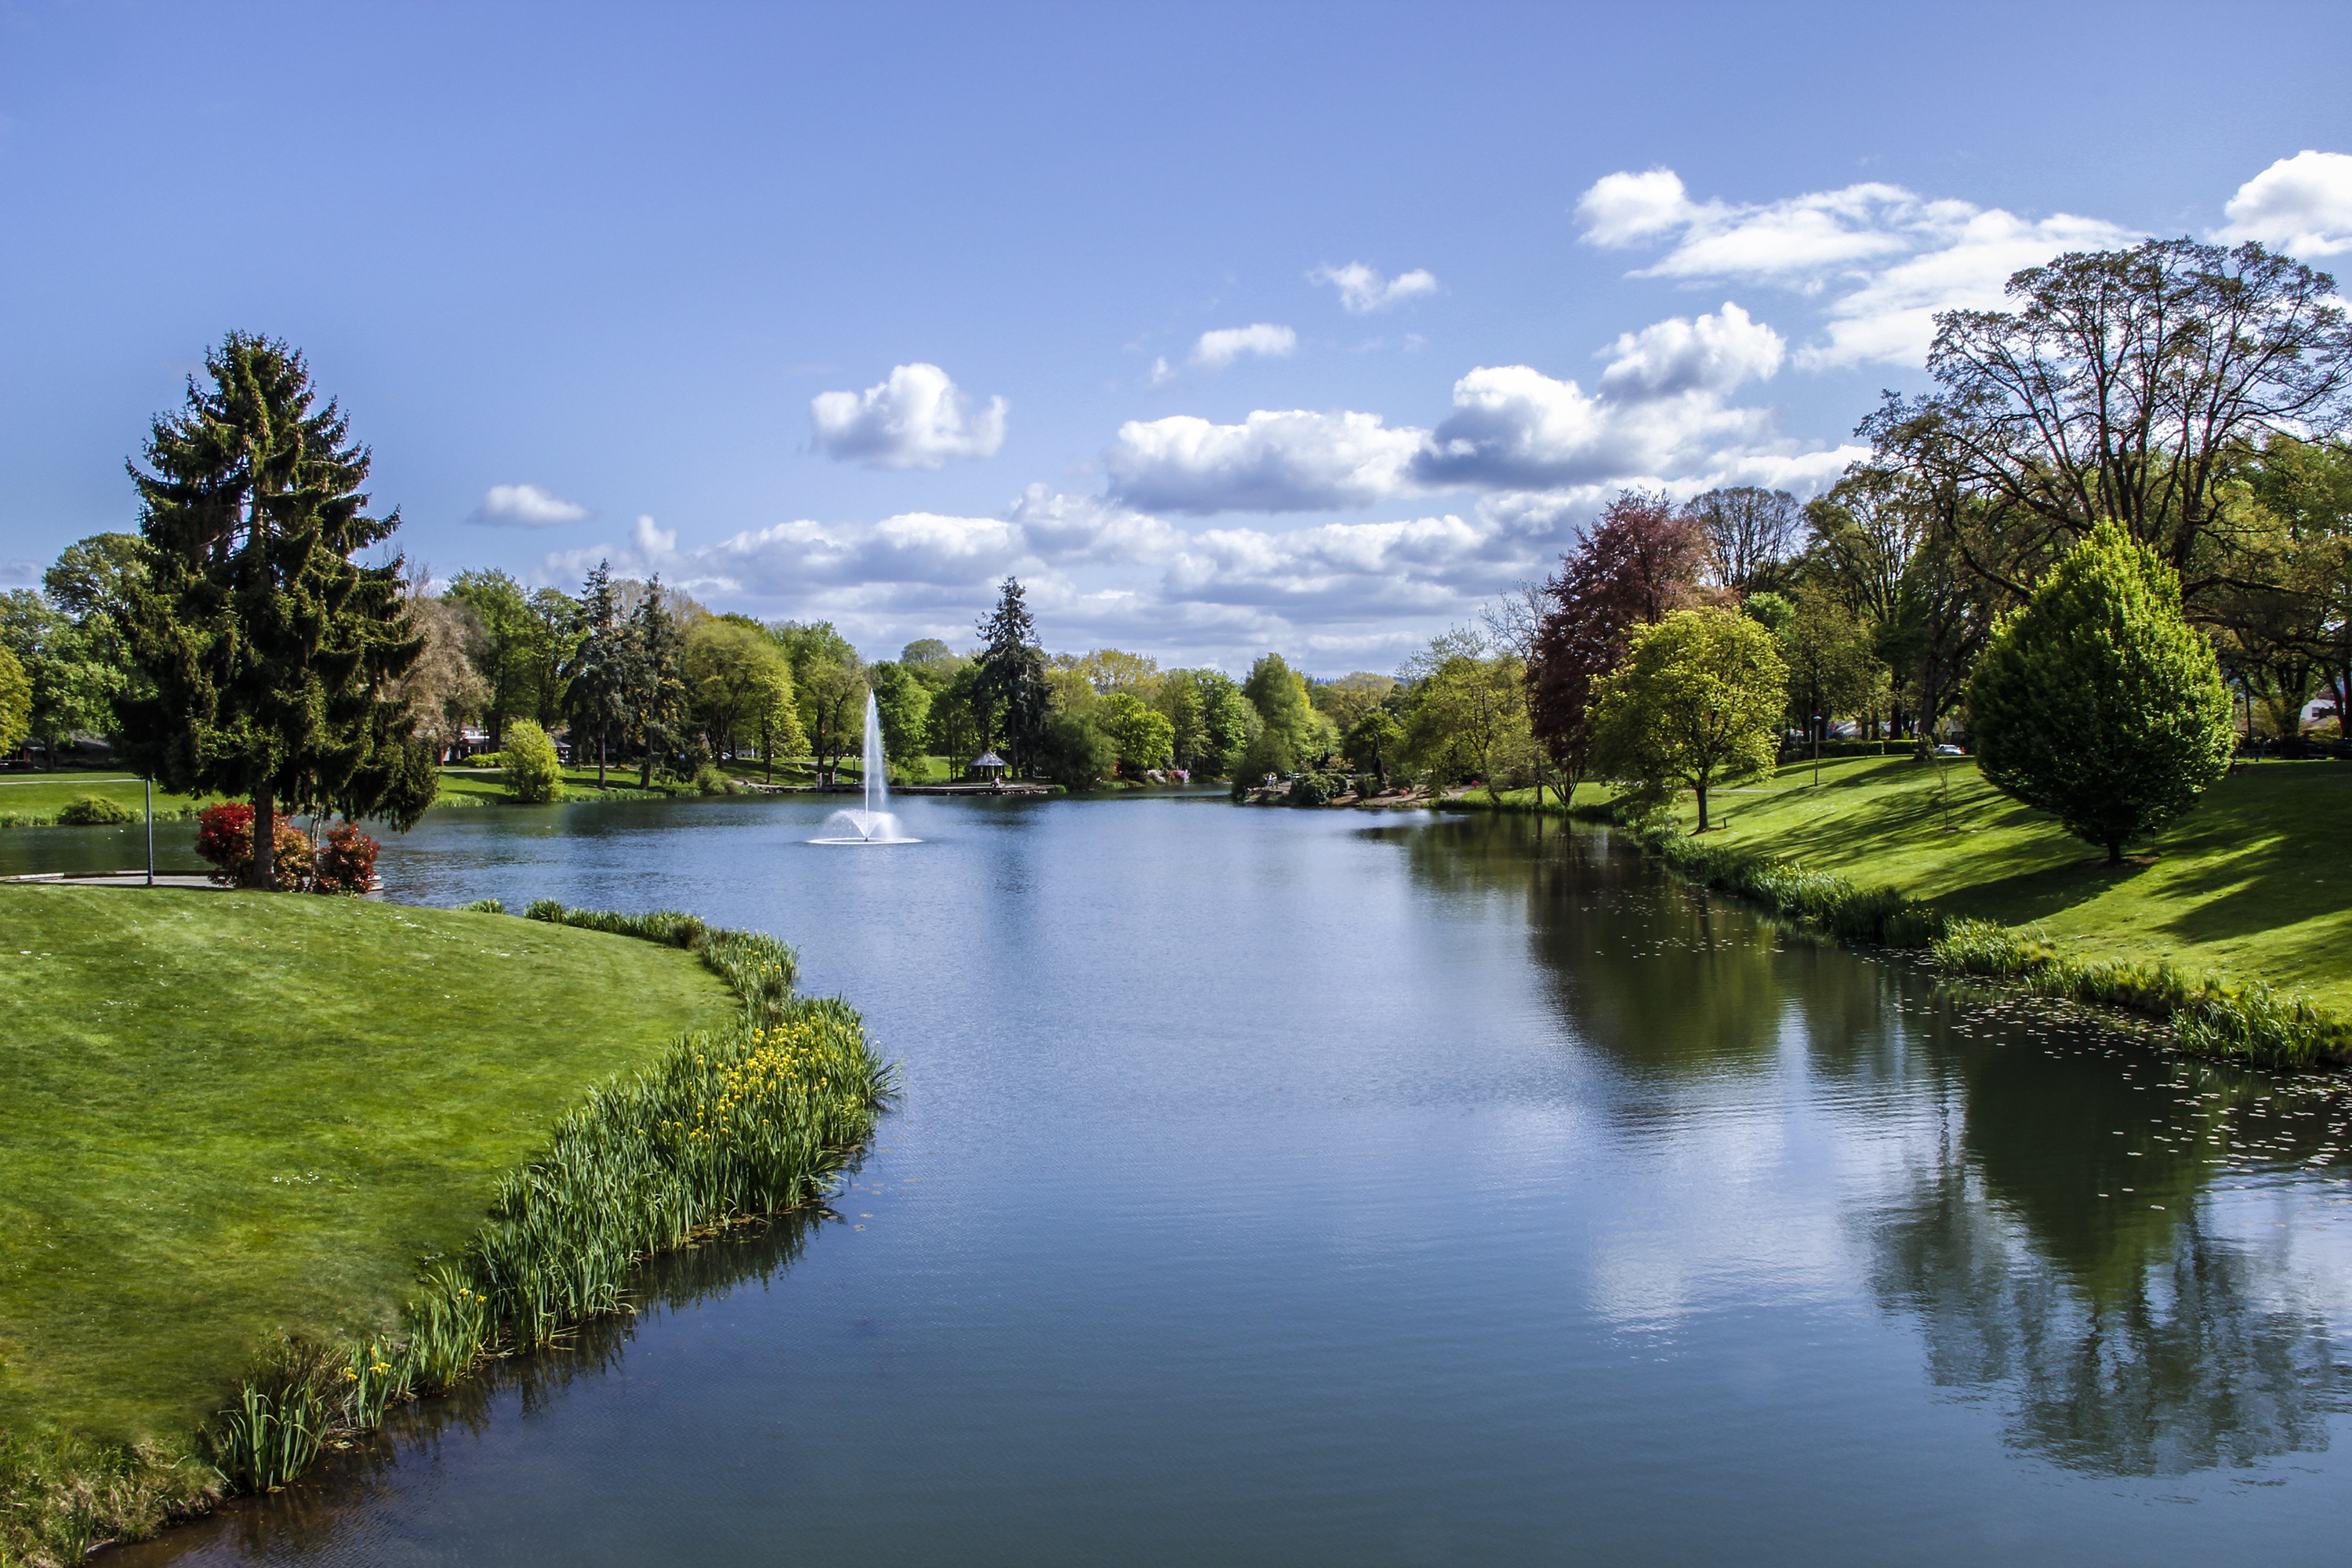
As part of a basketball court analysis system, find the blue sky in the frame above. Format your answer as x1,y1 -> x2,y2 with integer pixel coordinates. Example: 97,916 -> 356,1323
3,1 -> 2348,673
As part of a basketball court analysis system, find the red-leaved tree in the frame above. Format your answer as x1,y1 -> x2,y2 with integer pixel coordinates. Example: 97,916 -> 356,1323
193,802 -> 313,890
1527,490 -> 1718,792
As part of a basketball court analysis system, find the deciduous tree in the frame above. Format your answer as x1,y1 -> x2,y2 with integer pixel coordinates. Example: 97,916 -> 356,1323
1528,490 -> 1714,794
1867,239 -> 2352,604
1686,486 -> 1799,594
1587,608 -> 1786,831
684,616 -> 789,760
1968,522 -> 2234,862
866,659 -> 934,770
1095,691 -> 1175,774
774,620 -> 866,781
0,644 -> 28,754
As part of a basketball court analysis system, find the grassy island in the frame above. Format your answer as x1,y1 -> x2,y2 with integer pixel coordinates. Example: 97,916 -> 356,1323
0,887 -> 885,1564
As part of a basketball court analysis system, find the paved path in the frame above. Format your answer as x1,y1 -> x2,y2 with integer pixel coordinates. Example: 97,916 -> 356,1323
0,871 -> 218,888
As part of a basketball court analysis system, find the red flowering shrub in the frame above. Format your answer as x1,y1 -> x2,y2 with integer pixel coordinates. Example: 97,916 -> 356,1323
192,802 -> 314,889
311,822 -> 381,895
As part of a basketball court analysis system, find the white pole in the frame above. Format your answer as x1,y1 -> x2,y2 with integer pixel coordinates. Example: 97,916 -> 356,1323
144,777 -> 154,885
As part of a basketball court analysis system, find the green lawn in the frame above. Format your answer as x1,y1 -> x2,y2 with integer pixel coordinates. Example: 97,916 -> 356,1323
1515,755 -> 2352,1011
0,770 -> 214,824
0,887 -> 734,1444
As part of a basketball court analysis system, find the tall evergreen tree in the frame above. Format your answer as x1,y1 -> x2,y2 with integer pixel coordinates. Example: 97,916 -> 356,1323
563,561 -> 631,786
974,576 -> 1047,772
120,334 -> 425,886
630,578 -> 689,786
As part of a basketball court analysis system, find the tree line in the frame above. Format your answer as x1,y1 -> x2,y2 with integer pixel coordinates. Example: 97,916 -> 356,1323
4,235 -> 2341,873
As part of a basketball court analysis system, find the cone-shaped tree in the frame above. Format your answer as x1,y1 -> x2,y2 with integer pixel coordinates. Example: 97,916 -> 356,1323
1967,522 -> 2233,862
120,334 -> 425,887
974,577 -> 1047,772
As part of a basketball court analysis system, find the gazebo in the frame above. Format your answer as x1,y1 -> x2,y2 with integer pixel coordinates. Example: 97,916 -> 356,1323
968,750 -> 1009,783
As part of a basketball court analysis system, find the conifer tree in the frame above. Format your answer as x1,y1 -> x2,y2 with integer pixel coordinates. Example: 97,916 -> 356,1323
630,579 -> 689,786
563,561 -> 631,786
974,576 -> 1047,772
121,334 -> 425,887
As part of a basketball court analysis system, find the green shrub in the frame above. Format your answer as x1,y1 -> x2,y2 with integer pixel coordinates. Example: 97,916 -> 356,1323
503,721 -> 564,804
463,751 -> 503,769
1284,771 -> 1348,808
57,794 -> 136,826
459,897 -> 506,914
693,763 -> 739,796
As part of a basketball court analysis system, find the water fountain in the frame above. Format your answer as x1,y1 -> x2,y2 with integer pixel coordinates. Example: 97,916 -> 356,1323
810,690 -> 918,844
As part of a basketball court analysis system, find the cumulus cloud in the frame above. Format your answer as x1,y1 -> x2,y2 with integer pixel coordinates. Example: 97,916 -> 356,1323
469,482 -> 592,528
2216,151 -> 2352,258
1595,302 -> 1784,399
1105,408 -> 1426,514
1108,303 -> 1806,512
1415,358 -> 1778,492
809,362 -> 1007,469
1190,323 -> 1298,371
1577,167 -> 2134,368
1309,262 -> 1440,314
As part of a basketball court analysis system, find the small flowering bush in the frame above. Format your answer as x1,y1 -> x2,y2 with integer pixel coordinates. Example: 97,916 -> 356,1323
194,803 -> 314,889
311,822 -> 382,895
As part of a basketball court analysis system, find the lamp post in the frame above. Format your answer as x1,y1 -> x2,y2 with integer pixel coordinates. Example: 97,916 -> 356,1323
1813,714 -> 1824,788
143,776 -> 154,886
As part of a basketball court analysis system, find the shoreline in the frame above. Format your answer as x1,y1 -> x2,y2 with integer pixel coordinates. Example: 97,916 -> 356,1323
1432,785 -> 2351,1073
0,900 -> 889,1566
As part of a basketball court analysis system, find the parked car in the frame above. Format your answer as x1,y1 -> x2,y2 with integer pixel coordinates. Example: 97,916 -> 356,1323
1934,743 -> 1964,757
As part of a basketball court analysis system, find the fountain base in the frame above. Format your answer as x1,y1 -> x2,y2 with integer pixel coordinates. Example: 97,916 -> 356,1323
811,808 -> 919,844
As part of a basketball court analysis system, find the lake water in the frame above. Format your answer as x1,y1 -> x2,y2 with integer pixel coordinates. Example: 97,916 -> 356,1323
50,793 -> 2352,1566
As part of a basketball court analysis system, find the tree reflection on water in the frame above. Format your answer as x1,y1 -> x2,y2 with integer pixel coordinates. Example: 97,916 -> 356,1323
1395,811 -> 2348,1481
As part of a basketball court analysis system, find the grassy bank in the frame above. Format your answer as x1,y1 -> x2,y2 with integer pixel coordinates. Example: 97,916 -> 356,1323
1454,756 -> 2352,1065
0,890 -> 735,1440
1667,754 -> 2352,1016
0,889 -> 885,1562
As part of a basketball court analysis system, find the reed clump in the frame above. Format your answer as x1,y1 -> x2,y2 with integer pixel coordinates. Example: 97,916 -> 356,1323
0,1432 -> 219,1565
1930,918 -> 2347,1069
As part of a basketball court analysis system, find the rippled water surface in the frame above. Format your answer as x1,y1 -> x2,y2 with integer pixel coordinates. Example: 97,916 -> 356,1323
71,793 -> 2352,1566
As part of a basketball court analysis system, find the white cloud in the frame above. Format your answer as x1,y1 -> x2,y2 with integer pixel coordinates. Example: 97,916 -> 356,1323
1309,262 -> 1440,314
809,362 -> 1008,469
1595,302 -> 1784,399
1105,408 -> 1425,514
1577,167 -> 2134,368
1414,361 -> 1773,492
469,482 -> 592,528
1190,323 -> 1298,371
1105,303 -> 1831,514
2216,151 -> 2352,259
1148,356 -> 1178,389
1574,169 -> 1704,247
